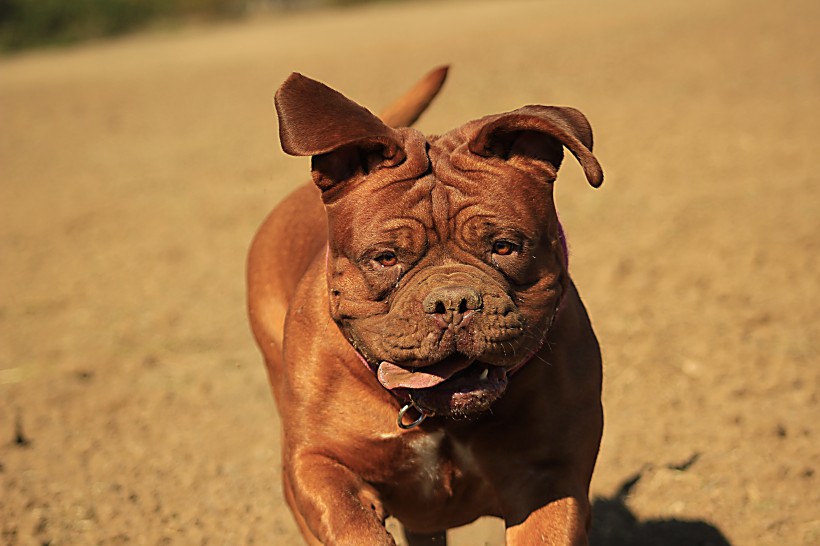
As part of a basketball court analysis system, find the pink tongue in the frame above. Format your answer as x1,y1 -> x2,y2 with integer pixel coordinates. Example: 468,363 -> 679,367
377,357 -> 475,390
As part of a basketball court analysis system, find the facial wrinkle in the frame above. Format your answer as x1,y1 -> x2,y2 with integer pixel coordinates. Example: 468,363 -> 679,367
430,181 -> 450,247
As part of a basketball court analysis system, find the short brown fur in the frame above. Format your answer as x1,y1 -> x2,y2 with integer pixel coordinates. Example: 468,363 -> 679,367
248,67 -> 604,545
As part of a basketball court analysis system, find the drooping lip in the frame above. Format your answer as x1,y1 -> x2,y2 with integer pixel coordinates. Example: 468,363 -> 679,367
410,361 -> 509,417
377,353 -> 476,390
376,353 -> 511,417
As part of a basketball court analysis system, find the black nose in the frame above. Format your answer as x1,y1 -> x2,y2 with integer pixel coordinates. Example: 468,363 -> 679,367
423,285 -> 482,323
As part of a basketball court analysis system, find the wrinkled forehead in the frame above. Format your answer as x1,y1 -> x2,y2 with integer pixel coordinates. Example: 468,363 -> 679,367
326,128 -> 556,254
427,127 -> 557,208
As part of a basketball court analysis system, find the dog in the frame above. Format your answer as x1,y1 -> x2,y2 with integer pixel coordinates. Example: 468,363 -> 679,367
247,67 -> 604,546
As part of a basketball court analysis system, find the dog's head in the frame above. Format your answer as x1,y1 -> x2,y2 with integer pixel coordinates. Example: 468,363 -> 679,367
275,73 -> 602,418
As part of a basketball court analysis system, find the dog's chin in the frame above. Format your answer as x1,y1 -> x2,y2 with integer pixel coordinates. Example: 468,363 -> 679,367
410,361 -> 509,419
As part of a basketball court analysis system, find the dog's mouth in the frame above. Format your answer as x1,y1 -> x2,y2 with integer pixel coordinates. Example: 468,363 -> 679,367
377,353 -> 508,418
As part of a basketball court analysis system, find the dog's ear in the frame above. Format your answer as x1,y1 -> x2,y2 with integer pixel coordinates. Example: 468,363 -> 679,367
275,73 -> 405,191
468,105 -> 603,187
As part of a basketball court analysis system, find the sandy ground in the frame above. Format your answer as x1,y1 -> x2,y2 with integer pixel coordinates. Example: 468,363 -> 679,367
1,0 -> 818,544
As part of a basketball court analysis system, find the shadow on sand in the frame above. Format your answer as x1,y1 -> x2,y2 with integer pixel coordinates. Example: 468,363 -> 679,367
590,467 -> 731,546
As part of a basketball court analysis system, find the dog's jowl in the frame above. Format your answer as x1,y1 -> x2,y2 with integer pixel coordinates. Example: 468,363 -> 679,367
247,67 -> 604,546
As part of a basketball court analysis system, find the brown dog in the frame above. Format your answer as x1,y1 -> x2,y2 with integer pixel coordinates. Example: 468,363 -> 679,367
247,67 -> 604,546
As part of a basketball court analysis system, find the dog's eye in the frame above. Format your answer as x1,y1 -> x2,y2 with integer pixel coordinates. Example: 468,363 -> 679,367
492,240 -> 518,256
374,251 -> 398,267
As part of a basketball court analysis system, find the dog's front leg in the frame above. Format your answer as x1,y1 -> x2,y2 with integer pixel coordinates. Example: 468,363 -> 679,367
284,453 -> 395,546
499,466 -> 591,546
501,481 -> 591,546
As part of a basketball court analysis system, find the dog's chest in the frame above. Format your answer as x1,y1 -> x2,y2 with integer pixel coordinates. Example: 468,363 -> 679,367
409,431 -> 460,498
388,430 -> 496,518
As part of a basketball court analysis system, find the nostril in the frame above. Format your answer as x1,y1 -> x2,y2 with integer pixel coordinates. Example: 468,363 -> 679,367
423,285 -> 482,316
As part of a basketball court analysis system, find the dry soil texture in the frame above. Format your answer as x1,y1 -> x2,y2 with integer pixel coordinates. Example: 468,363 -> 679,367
1,0 -> 818,544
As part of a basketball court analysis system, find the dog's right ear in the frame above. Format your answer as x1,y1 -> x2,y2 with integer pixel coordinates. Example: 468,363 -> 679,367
468,105 -> 603,188
275,73 -> 405,191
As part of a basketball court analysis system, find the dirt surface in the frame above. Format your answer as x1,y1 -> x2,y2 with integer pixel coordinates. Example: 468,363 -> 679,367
1,0 -> 818,544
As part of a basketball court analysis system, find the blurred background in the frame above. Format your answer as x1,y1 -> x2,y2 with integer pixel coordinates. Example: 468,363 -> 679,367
1,0 -> 817,545
0,0 -> 365,52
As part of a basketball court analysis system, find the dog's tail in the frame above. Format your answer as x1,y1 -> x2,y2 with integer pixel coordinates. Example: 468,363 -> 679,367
379,66 -> 449,128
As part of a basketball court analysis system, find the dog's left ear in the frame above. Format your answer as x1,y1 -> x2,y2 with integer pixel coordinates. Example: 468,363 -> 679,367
468,105 -> 603,187
275,73 -> 405,191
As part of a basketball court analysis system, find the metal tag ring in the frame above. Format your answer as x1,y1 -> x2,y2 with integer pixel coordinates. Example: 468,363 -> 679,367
397,403 -> 428,430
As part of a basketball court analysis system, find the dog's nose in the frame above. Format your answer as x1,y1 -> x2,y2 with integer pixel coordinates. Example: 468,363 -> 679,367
423,286 -> 482,326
